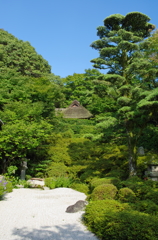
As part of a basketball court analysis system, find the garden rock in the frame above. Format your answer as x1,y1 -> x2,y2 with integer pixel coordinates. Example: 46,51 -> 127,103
66,200 -> 87,213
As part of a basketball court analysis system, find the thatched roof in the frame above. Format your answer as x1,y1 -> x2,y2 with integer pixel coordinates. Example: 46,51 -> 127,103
56,100 -> 92,119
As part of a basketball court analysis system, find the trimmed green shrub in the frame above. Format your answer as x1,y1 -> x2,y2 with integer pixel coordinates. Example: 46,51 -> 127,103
90,177 -> 121,191
131,200 -> 158,215
84,200 -> 158,240
117,187 -> 136,203
70,183 -> 89,195
84,199 -> 130,238
90,184 -> 118,200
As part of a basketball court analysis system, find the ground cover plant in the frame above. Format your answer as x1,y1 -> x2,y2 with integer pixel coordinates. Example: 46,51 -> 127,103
0,177 -> 13,200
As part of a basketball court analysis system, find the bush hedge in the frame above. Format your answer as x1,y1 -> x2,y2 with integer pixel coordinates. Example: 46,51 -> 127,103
131,199 -> 158,215
44,177 -> 72,189
70,182 -> 89,195
90,184 -> 117,200
90,177 -> 121,191
117,187 -> 136,203
84,200 -> 158,240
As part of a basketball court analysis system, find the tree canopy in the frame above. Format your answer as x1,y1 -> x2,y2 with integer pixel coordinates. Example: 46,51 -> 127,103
90,12 -> 158,176
0,29 -> 51,77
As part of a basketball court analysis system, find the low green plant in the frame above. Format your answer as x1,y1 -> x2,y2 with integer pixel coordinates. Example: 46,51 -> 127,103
79,170 -> 102,183
117,187 -> 136,203
70,182 -> 89,195
131,200 -> 158,215
0,183 -> 5,199
90,184 -> 118,200
84,199 -> 130,238
44,177 -> 72,189
5,181 -> 13,192
18,180 -> 32,188
4,165 -> 19,187
55,177 -> 72,188
44,178 -> 56,189
0,178 -> 13,199
90,177 -> 121,191
84,200 -> 158,240
25,175 -> 32,180
144,189 -> 158,205
121,177 -> 151,200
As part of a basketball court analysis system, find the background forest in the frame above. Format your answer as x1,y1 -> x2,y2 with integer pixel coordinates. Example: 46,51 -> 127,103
1,11 -> 158,239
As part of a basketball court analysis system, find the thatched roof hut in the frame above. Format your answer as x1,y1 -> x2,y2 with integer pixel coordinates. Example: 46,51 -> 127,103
56,100 -> 92,119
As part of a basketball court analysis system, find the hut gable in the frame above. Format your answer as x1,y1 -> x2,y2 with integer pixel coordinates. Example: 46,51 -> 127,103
56,100 -> 92,119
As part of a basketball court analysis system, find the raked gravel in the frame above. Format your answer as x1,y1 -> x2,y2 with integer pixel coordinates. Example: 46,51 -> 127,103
0,187 -> 99,240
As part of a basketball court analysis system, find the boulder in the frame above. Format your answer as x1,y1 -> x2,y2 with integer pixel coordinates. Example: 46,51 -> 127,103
66,200 -> 87,213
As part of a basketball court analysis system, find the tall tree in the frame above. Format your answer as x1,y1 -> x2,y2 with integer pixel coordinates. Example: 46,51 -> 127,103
90,12 -> 158,176
0,29 -> 51,77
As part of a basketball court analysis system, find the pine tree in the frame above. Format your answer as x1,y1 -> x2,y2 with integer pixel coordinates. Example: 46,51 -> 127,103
90,12 -> 158,176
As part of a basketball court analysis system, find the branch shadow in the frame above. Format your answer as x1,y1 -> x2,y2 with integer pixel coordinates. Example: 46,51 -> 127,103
12,223 -> 98,240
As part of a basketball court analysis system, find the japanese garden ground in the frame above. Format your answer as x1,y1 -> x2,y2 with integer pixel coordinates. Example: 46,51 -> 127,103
0,187 -> 98,240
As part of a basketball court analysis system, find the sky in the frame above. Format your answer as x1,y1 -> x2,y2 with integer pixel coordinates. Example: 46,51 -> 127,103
1,0 -> 158,78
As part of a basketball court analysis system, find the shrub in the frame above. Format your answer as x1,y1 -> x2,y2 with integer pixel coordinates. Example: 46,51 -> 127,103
5,181 -> 13,193
90,184 -> 118,200
144,189 -> 158,205
55,177 -> 72,188
25,175 -> 32,180
44,178 -> 56,189
84,200 -> 158,240
0,178 -> 13,199
18,180 -> 32,188
117,187 -> 136,203
90,177 -> 121,191
47,162 -> 69,178
44,177 -> 72,189
131,200 -> 158,215
70,183 -> 89,195
105,169 -> 128,179
0,184 -> 4,199
121,177 -> 151,200
80,170 -> 102,183
84,199 -> 130,238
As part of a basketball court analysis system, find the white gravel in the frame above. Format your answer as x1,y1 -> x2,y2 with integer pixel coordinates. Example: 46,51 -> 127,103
0,187 -> 98,240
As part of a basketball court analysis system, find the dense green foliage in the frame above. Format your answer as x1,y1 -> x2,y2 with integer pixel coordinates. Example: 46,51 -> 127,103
89,12 -> 158,176
90,184 -> 118,200
0,29 -> 51,77
0,12 -> 158,239
83,176 -> 158,239
84,200 -> 158,240
44,177 -> 72,189
0,178 -> 13,199
117,187 -> 136,203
